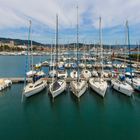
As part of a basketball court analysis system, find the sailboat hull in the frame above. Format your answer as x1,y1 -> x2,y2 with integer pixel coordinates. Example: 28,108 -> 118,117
126,78 -> 140,91
89,78 -> 107,97
111,80 -> 133,96
70,80 -> 87,98
81,69 -> 91,80
23,79 -> 47,97
49,80 -> 66,98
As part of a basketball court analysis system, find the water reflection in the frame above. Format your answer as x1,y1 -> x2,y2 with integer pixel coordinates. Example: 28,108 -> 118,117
110,87 -> 134,108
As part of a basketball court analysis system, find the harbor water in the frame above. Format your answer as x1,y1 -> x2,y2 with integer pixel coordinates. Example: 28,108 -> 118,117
0,56 -> 140,140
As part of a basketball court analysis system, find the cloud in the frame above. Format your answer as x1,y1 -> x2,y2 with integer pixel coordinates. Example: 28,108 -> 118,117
0,0 -> 140,43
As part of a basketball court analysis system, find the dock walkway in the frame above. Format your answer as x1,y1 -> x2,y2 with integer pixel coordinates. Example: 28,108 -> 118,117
1,77 -> 112,84
113,57 -> 139,64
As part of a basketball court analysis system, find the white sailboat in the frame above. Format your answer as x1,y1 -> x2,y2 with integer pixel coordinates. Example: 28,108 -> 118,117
49,79 -> 66,98
23,20 -> 47,98
89,78 -> 107,97
65,63 -> 71,68
57,70 -> 68,78
70,6 -> 87,98
81,69 -> 91,80
70,70 -> 78,78
111,21 -> 133,96
70,80 -> 87,98
86,64 -> 92,69
111,79 -> 133,96
81,43 -> 91,80
49,14 -> 66,98
23,78 -> 47,97
92,70 -> 98,77
49,44 -> 57,78
89,17 -> 108,97
57,61 -> 68,78
126,77 -> 140,91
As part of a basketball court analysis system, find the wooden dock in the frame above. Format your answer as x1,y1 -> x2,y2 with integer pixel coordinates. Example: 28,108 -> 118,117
1,77 -> 112,84
2,77 -> 32,83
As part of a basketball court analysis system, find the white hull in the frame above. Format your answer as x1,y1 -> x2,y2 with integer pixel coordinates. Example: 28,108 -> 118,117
0,79 -> 12,91
65,63 -> 71,68
92,70 -> 98,77
111,79 -> 133,96
126,78 -> 140,91
89,78 -> 107,97
81,69 -> 91,80
26,70 -> 36,77
70,70 -> 78,78
57,71 -> 68,78
79,63 -> 86,69
49,80 -> 66,98
70,80 -> 87,98
86,64 -> 92,69
23,79 -> 47,97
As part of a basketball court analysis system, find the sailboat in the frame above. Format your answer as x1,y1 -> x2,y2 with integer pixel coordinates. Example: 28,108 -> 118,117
23,20 -> 47,98
70,6 -> 87,98
134,44 -> 140,74
81,43 -> 91,80
49,14 -> 66,98
125,25 -> 140,92
57,47 -> 68,78
89,17 -> 108,97
49,44 -> 57,78
70,43 -> 78,77
111,21 -> 133,96
126,77 -> 140,91
26,20 -> 36,77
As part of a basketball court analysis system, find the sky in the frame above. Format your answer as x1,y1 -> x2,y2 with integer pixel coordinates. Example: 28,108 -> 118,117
0,0 -> 140,44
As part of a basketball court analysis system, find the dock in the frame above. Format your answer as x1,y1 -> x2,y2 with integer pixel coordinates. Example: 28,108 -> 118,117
2,77 -> 32,83
1,77 -> 112,84
113,57 -> 140,64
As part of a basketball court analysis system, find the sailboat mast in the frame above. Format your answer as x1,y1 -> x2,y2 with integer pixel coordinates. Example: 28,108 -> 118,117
56,14 -> 59,70
28,20 -> 32,72
137,43 -> 139,68
76,5 -> 79,80
99,17 -> 103,77
30,20 -> 34,71
24,20 -> 31,86
126,21 -> 133,81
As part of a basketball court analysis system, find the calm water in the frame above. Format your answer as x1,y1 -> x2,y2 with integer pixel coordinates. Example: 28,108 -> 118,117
0,56 -> 140,140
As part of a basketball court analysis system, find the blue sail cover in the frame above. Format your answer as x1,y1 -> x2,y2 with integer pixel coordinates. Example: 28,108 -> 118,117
119,75 -> 125,81
58,66 -> 65,71
72,63 -> 77,68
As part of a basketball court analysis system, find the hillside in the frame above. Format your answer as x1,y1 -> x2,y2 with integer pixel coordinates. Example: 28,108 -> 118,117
0,37 -> 45,46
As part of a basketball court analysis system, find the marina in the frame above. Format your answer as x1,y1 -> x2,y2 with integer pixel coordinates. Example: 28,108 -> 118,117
0,1 -> 140,139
